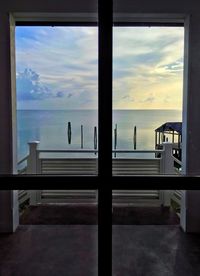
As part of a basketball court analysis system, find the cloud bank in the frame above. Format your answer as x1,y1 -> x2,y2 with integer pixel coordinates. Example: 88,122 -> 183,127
17,68 -> 53,100
16,26 -> 184,110
16,27 -> 98,110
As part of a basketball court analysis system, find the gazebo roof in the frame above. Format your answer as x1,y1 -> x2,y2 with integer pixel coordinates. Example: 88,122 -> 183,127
155,122 -> 182,135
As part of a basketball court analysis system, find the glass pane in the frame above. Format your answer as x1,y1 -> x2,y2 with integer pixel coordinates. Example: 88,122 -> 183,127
16,26 -> 98,175
112,26 -> 184,175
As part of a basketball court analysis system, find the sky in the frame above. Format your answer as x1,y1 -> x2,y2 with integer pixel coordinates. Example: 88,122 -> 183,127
15,26 -> 184,110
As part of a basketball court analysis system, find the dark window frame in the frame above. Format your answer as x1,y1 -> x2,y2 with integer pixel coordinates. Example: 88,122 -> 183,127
15,7 -> 113,274
13,6 -> 192,276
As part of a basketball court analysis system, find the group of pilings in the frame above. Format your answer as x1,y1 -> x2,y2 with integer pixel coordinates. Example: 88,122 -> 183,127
67,122 -> 137,154
67,122 -> 97,152
113,124 -> 137,157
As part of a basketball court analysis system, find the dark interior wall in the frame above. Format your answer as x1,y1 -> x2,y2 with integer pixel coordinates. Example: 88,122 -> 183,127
0,0 -> 199,13
0,13 -> 12,174
114,0 -> 198,13
183,14 -> 200,175
0,191 -> 12,232
186,191 -> 200,233
0,0 -> 97,13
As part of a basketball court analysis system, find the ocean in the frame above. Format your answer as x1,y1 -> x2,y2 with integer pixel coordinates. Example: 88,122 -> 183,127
17,109 -> 182,160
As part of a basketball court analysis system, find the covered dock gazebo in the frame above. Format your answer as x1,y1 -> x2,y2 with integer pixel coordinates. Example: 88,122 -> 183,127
155,122 -> 182,145
155,122 -> 182,160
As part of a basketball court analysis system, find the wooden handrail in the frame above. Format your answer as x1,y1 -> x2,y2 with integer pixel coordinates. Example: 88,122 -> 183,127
36,149 -> 163,154
172,156 -> 182,165
17,155 -> 29,165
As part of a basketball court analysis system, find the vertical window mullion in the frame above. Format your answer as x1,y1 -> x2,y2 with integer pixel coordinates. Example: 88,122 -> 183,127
98,0 -> 113,275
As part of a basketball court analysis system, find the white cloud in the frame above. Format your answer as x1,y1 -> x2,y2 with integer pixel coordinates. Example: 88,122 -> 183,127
113,27 -> 184,109
16,26 -> 184,110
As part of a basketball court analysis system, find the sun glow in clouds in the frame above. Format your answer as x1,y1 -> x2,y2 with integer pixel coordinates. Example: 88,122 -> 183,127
16,26 -> 184,110
113,26 -> 184,110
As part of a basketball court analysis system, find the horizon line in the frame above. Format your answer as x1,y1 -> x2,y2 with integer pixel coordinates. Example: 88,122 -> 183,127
17,108 -> 182,111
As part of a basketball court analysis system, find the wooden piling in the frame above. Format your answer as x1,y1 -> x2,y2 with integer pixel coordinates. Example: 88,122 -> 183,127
94,126 -> 97,155
81,125 -> 83,149
133,126 -> 137,150
67,122 -> 72,144
114,124 -> 117,158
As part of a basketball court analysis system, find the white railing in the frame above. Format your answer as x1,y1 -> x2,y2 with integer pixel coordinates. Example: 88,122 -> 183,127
17,142 -> 180,207
18,154 -> 29,165
17,141 -> 179,175
171,190 -> 182,217
173,156 -> 182,166
172,190 -> 182,205
18,190 -> 30,206
112,150 -> 162,153
172,155 -> 182,174
28,189 -> 171,206
17,154 -> 28,174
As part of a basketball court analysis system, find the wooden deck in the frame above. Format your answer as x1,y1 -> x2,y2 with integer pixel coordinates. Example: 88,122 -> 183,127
17,142 -> 182,206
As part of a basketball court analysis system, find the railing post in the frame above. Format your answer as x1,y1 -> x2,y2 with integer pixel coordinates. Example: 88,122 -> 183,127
180,190 -> 186,232
161,142 -> 174,174
0,191 -> 19,233
160,190 -> 172,207
29,190 -> 41,205
27,141 -> 40,174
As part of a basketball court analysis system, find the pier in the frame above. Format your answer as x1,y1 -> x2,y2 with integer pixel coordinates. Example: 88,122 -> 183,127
155,122 -> 182,169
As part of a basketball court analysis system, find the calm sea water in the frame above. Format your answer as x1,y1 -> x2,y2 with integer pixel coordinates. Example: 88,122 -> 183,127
17,109 -> 182,160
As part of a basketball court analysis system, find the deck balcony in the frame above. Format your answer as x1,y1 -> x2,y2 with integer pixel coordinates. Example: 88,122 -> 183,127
18,141 -> 182,176
17,141 -> 182,208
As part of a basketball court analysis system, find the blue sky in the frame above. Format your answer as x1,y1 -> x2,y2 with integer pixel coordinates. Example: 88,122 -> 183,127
16,26 -> 184,110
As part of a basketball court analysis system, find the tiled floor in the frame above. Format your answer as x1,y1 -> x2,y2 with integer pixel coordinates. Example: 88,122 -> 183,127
0,206 -> 199,276
19,204 -> 179,225
113,225 -> 200,276
0,225 -> 98,276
